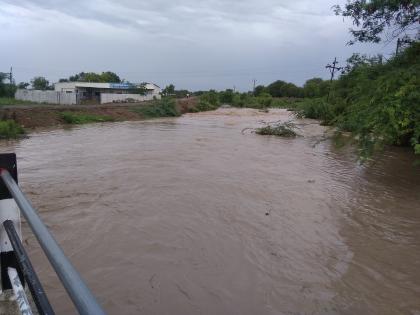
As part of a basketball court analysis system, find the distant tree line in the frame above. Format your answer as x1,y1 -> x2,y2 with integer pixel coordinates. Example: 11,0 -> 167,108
59,71 -> 121,83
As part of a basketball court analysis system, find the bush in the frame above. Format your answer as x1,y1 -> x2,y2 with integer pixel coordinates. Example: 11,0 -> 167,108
255,122 -> 299,137
295,98 -> 338,124
0,120 -> 25,138
295,42 -> 420,156
60,112 -> 115,124
200,90 -> 220,106
132,98 -> 180,118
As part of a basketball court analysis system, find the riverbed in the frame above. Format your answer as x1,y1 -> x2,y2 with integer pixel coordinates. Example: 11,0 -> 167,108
0,108 -> 419,314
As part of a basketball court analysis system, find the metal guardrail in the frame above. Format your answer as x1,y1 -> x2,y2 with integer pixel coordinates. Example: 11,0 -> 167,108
0,154 -> 106,315
4,219 -> 55,315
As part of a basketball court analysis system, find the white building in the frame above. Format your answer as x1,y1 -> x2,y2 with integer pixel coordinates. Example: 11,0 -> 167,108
15,81 -> 162,105
54,82 -> 161,104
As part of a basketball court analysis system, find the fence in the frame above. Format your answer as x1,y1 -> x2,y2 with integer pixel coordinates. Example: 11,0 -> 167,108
0,153 -> 106,315
15,90 -> 77,105
100,93 -> 160,104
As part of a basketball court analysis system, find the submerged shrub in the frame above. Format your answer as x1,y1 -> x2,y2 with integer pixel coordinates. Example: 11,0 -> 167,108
255,121 -> 299,137
0,120 -> 25,138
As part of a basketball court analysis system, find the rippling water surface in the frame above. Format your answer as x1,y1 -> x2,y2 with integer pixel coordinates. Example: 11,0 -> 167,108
0,108 -> 419,315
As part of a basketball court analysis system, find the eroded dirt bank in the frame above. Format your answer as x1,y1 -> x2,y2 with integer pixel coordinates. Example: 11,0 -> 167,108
0,97 -> 197,129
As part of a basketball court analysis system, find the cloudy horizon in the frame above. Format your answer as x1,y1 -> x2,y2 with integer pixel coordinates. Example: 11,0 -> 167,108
1,0 -> 396,91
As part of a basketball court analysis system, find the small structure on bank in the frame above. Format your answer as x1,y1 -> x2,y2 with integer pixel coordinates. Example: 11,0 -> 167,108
15,82 -> 161,105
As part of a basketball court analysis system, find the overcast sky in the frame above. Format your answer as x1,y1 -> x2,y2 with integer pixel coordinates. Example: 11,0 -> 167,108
0,0 -> 395,91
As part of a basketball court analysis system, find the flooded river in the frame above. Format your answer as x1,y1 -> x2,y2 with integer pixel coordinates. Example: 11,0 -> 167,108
0,108 -> 419,315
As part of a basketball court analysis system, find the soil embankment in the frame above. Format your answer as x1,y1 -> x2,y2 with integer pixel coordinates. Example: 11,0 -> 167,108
0,98 -> 197,129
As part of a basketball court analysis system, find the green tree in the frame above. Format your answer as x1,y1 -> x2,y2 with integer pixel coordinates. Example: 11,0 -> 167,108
267,80 -> 303,97
0,73 -> 7,96
17,82 -> 30,89
67,71 -> 121,83
219,89 -> 235,103
254,85 -> 267,96
267,80 -> 287,97
303,78 -> 330,98
333,0 -> 420,44
31,77 -> 50,90
162,84 -> 175,96
100,71 -> 121,83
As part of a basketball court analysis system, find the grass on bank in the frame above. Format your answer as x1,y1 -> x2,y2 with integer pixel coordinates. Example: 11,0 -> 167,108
60,112 -> 115,124
0,97 -> 36,106
131,97 -> 180,118
0,120 -> 25,138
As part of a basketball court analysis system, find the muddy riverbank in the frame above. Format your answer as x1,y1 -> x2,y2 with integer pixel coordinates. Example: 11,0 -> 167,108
0,97 -> 197,129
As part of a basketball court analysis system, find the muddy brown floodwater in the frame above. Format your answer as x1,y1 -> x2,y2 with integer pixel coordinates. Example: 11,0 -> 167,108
0,108 -> 419,315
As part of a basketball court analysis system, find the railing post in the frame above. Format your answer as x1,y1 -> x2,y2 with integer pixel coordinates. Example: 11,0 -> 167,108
0,153 -> 24,291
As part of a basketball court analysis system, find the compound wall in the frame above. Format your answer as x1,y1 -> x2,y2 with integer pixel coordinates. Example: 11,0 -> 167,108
15,90 -> 77,105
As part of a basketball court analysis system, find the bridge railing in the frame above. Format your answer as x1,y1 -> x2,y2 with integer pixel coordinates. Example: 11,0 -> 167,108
0,153 -> 106,315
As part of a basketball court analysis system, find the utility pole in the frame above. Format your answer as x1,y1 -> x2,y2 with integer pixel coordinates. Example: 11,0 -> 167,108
252,79 -> 256,95
9,67 -> 13,85
325,57 -> 342,101
396,38 -> 401,55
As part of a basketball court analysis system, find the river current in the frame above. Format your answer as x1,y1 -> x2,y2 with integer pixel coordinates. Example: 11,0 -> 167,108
0,108 -> 419,315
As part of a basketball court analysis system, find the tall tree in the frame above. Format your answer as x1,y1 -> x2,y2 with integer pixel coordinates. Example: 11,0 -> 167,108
67,71 -> 121,83
100,71 -> 121,83
17,82 -> 30,89
334,0 -> 419,44
31,76 -> 49,90
162,84 -> 175,96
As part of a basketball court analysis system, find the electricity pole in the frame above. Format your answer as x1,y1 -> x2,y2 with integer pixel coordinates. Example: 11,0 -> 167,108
396,38 -> 401,55
252,79 -> 256,95
325,57 -> 342,101
9,67 -> 13,85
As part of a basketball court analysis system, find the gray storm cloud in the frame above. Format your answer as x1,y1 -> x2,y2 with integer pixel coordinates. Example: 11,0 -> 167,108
0,0 -> 394,90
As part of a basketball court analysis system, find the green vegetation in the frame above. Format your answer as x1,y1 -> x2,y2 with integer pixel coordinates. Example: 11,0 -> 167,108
31,76 -> 50,90
333,1 -> 419,45
0,120 -> 25,139
60,112 -> 115,124
0,97 -> 36,106
60,71 -> 122,83
195,89 -> 304,110
295,42 -> 420,157
255,122 -> 299,137
132,98 -> 180,118
191,42 -> 419,157
0,73 -> 16,98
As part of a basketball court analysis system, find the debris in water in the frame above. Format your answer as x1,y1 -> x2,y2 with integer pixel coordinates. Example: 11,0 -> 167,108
242,120 -> 301,137
256,121 -> 299,137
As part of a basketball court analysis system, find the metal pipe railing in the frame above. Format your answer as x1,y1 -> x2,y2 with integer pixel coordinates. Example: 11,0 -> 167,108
8,267 -> 33,315
0,169 -> 106,315
4,219 -> 55,315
